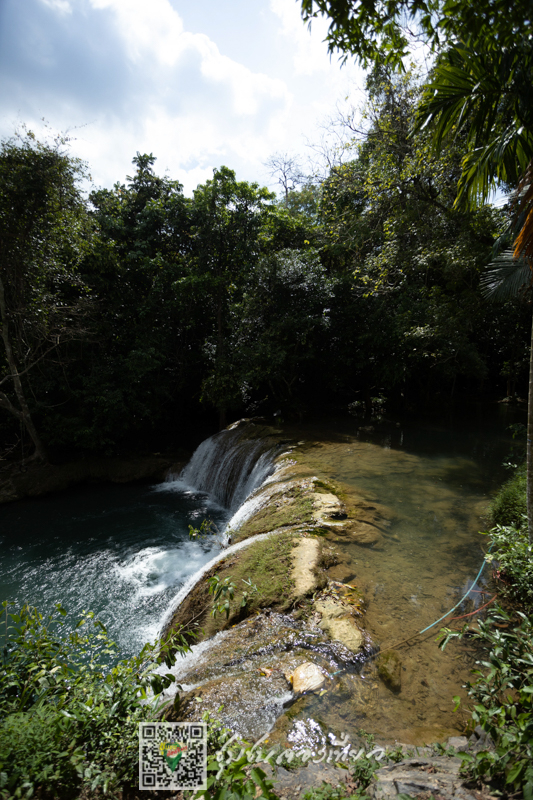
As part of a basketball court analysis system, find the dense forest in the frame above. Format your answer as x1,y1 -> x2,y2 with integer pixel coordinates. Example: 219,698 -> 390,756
0,68 -> 530,462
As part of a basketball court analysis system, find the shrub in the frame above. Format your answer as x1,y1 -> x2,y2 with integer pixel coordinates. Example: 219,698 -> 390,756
486,523 -> 533,612
456,607 -> 533,798
0,602 -> 188,799
490,464 -> 527,529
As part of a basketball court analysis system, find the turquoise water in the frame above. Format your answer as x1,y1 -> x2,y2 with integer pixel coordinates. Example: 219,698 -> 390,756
0,480 -> 229,656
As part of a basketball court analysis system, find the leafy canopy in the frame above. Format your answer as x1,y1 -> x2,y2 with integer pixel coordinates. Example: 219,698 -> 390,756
300,0 -> 533,68
415,40 -> 533,208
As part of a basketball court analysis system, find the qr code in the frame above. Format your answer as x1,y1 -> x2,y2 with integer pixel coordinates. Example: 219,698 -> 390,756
139,722 -> 207,791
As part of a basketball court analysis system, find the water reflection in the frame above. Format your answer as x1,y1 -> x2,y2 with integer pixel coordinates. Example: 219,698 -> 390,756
280,413 -> 517,744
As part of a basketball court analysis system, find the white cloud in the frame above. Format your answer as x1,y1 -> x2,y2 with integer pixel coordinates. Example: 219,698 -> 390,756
90,0 -> 185,66
87,0 -> 290,119
1,0 -> 367,196
40,0 -> 72,14
269,0 -> 334,76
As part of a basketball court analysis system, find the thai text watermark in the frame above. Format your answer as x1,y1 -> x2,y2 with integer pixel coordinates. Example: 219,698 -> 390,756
214,731 -> 385,779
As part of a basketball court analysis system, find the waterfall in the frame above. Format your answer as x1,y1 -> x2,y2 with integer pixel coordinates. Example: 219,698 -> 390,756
177,421 -> 282,513
158,531 -> 275,635
158,421 -> 286,633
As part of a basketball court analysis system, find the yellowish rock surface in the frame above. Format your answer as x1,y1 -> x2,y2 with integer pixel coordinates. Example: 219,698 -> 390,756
315,597 -> 365,653
291,536 -> 320,597
290,662 -> 326,693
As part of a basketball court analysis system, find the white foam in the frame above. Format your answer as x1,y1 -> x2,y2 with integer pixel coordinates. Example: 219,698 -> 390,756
158,532 -> 276,634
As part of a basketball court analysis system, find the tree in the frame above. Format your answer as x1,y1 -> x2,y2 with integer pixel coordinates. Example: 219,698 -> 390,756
231,249 -> 333,413
264,153 -> 305,203
74,153 -> 194,451
415,42 -> 533,208
415,42 -> 533,544
317,68 -> 504,407
299,0 -> 533,69
189,167 -> 274,427
0,131 -> 89,462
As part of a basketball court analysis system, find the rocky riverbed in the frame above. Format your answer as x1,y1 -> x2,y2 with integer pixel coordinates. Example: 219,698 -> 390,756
161,422 -> 457,752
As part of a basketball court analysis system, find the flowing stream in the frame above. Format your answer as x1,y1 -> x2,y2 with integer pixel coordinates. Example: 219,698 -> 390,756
280,410 -> 520,744
0,425 -> 280,656
0,408 -> 523,743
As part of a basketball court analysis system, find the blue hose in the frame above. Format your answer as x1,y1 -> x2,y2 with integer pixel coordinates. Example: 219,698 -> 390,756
418,543 -> 493,635
329,544 -> 493,676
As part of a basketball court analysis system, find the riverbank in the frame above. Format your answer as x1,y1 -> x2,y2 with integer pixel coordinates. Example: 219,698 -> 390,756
161,419 -> 494,750
1,415 -> 527,799
0,452 -> 188,504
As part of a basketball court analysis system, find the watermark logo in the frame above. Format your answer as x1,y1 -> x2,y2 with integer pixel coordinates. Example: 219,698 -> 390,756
139,722 -> 207,791
139,722 -> 386,790
160,740 -> 188,772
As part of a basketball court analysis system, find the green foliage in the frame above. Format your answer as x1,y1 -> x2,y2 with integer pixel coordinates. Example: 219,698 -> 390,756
0,128 -> 92,458
207,576 -> 258,619
453,607 -> 533,797
318,68 -> 504,406
189,518 -> 221,541
299,0 -> 532,69
416,41 -> 533,208
490,464 -> 527,529
302,783 -> 360,800
198,712 -> 280,800
231,248 -> 333,412
485,524 -> 533,612
0,601 -> 190,798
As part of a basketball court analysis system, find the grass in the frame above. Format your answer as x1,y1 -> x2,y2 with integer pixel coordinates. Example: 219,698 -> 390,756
234,485 -> 315,541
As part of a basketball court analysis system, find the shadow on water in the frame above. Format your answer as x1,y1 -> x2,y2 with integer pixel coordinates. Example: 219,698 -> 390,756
278,408 -> 522,744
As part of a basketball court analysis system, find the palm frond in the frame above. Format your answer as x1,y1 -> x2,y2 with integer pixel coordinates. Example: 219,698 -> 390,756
456,127 -> 533,207
415,42 -> 533,208
480,249 -> 532,301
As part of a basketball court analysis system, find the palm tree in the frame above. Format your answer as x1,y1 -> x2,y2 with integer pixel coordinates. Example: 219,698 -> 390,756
416,40 -> 533,543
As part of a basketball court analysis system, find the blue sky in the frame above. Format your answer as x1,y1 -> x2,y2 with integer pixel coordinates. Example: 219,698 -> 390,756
0,0 -> 365,195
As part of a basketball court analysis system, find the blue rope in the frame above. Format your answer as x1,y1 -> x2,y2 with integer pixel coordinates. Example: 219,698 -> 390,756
329,544 -> 493,677
418,543 -> 493,635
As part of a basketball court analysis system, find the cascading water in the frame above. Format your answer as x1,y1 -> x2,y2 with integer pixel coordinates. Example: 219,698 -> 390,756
0,422 -> 283,658
169,422 -> 282,513
157,422 -> 284,630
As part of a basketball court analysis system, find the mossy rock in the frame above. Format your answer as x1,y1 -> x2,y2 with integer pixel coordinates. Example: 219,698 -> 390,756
376,650 -> 402,693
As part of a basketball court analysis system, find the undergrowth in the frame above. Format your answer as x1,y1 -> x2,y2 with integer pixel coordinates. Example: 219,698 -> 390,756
225,531 -> 296,614
490,463 -> 526,529
444,462 -> 533,799
0,601 -> 189,799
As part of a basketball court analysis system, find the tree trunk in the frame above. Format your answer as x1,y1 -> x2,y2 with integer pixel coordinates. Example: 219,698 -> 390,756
0,274 -> 48,462
216,296 -> 227,431
526,310 -> 533,547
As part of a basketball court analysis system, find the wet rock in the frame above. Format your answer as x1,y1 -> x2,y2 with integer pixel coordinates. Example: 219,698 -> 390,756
327,563 -> 357,583
368,756 -> 478,800
318,546 -> 339,570
289,662 -> 326,693
264,762 -> 354,798
447,736 -> 469,751
348,520 -> 382,545
171,670 -> 293,740
315,597 -> 365,653
377,650 -> 402,693
162,611 -> 364,740
312,493 -> 347,529
292,536 -> 320,597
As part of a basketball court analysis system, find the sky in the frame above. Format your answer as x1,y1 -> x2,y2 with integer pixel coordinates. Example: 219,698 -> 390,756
0,0 -> 366,196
